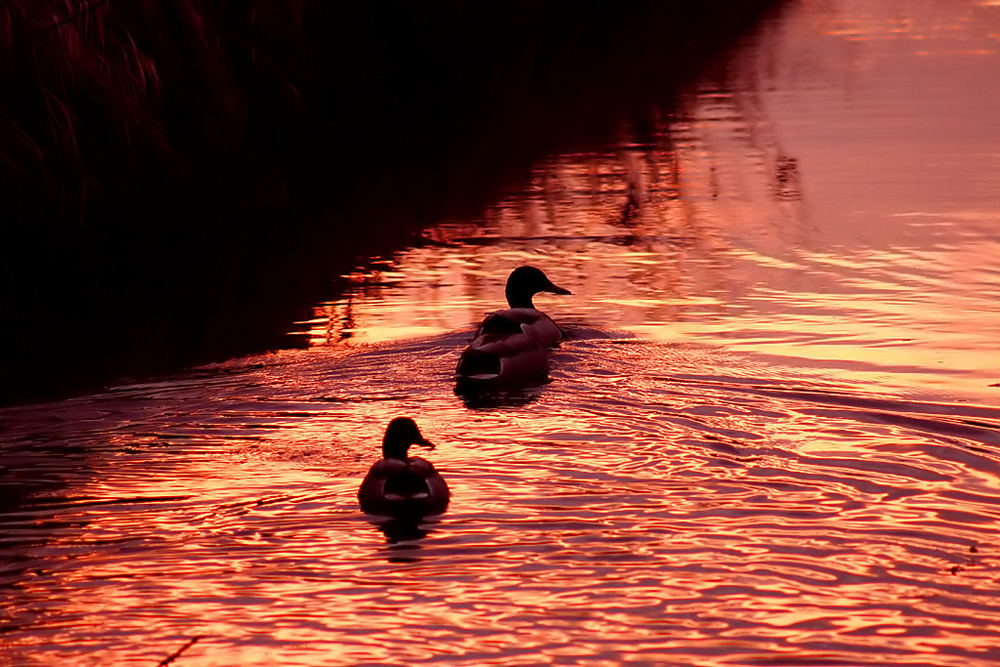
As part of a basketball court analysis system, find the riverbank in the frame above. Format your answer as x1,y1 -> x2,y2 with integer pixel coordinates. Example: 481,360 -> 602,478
1,1 -> 784,404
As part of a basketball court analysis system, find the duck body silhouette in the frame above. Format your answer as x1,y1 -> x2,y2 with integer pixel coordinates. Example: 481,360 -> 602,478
358,418 -> 450,517
456,266 -> 571,385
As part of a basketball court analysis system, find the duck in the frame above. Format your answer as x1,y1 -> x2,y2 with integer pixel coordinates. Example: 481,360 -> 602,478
358,417 -> 450,517
456,266 -> 571,384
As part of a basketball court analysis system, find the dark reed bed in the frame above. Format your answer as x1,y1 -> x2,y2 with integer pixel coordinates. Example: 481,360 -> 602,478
0,1 -> 783,404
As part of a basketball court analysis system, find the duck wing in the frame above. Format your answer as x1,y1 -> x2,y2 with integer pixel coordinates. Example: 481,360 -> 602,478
359,459 -> 406,512
408,457 -> 450,514
474,308 -> 562,347
359,458 -> 450,516
476,311 -> 525,337
457,329 -> 550,382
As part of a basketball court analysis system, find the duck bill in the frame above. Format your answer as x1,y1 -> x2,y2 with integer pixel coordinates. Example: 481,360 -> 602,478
546,281 -> 572,295
416,438 -> 435,450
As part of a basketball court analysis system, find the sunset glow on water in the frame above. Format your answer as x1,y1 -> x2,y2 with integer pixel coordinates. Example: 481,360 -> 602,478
3,1 -> 1000,664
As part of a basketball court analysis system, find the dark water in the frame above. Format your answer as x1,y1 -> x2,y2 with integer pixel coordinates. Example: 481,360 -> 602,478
3,0 -> 1000,664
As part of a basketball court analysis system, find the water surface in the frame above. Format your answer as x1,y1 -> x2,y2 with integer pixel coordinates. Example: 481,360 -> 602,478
3,0 -> 1000,664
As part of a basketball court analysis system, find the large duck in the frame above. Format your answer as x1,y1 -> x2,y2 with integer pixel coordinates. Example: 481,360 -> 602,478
358,418 -> 450,517
456,266 -> 571,384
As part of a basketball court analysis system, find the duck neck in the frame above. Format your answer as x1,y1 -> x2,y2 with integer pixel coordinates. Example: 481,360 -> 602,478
382,441 -> 409,461
505,287 -> 535,309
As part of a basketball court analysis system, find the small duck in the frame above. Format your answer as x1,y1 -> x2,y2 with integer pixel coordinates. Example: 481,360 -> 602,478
456,266 -> 572,384
358,417 -> 450,517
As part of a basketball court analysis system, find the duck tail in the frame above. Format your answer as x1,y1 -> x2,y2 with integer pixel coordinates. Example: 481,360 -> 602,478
456,347 -> 501,381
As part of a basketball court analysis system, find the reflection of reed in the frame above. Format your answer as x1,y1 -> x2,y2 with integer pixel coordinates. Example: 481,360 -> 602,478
338,298 -> 356,343
306,103 -> 797,344
289,24 -> 829,351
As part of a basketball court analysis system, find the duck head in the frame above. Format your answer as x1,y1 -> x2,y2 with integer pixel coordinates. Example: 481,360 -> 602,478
382,417 -> 435,460
505,266 -> 572,309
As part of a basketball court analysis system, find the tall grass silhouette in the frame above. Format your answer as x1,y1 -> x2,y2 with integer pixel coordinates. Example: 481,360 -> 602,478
1,0 -> 783,403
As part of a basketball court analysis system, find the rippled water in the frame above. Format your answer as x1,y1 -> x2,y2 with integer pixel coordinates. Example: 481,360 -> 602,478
4,0 -> 1000,664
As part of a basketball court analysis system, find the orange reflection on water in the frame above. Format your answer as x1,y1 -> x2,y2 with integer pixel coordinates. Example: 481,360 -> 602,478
296,0 -> 1000,404
4,0 -> 1000,665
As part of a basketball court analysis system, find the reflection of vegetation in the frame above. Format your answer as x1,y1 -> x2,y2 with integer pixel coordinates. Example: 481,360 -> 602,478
1,0 -> 784,404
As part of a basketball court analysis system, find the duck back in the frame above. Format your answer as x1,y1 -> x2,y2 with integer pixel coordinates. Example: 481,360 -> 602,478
358,457 -> 450,516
